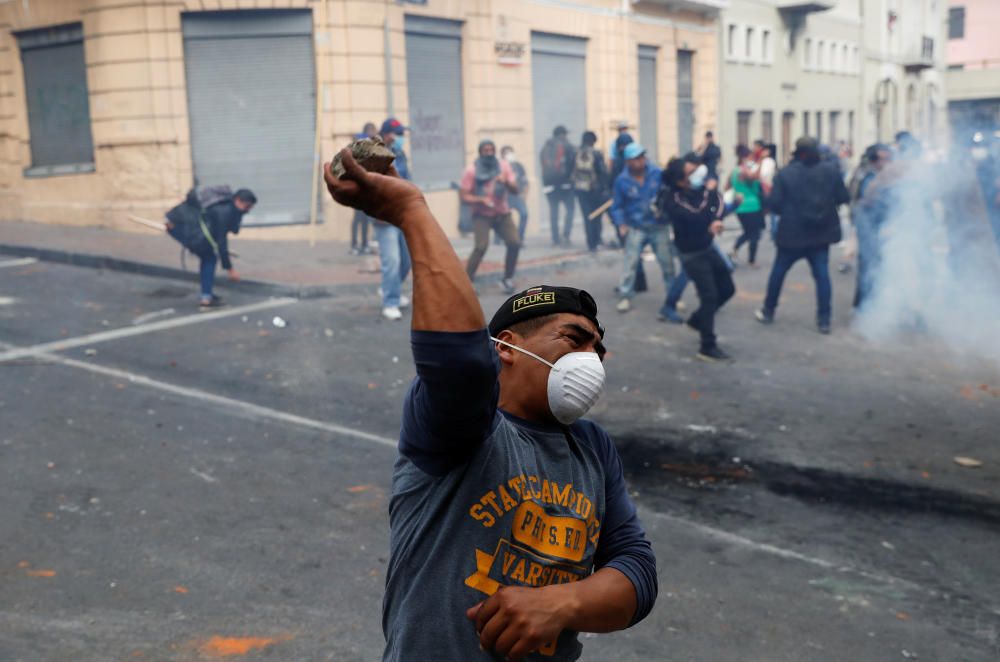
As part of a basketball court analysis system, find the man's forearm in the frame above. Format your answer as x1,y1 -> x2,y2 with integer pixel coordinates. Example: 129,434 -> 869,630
547,567 -> 636,633
398,204 -> 484,332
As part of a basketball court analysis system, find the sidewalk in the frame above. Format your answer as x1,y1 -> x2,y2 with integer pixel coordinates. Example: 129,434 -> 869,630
0,220 -> 605,298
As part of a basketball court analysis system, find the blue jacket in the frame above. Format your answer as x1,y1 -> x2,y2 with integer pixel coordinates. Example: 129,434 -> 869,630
610,164 -> 664,229
392,143 -> 411,181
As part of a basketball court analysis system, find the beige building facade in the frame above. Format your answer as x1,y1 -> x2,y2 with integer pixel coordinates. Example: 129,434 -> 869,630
0,0 -> 721,241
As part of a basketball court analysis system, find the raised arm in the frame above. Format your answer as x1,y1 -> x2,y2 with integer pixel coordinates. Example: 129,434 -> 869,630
324,150 -> 482,332
324,151 -> 496,475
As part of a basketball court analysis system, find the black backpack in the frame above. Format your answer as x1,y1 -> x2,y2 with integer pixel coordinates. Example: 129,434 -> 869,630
165,186 -> 231,257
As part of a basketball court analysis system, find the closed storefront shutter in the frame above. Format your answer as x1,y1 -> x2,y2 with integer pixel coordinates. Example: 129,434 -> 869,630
16,23 -> 95,175
405,16 -> 466,191
531,32 -> 587,158
676,50 -> 694,155
182,10 -> 315,226
638,45 -> 658,165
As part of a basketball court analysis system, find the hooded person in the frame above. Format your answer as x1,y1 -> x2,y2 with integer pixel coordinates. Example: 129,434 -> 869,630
460,139 -> 522,294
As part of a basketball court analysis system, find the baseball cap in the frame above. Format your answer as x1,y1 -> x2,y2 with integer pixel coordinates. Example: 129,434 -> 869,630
623,142 -> 646,160
380,118 -> 407,135
489,285 -> 605,346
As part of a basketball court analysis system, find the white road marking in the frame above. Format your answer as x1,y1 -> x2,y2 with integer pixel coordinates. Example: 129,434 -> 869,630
0,257 -> 38,268
189,468 -> 219,484
35,351 -> 398,449
131,308 -> 176,325
0,298 -> 297,364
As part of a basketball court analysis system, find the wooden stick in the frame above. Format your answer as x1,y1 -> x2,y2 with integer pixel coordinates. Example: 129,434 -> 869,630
127,214 -> 166,230
588,199 -> 613,221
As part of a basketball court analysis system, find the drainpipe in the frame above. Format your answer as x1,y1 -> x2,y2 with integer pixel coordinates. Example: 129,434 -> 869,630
384,13 -> 395,116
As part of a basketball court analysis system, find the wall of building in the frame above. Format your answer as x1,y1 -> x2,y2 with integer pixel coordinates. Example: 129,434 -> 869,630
718,1 -> 863,168
0,0 -> 719,241
947,0 -> 1000,67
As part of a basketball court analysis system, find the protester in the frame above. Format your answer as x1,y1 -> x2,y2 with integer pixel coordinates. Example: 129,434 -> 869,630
350,121 -> 379,255
323,148 -> 657,662
165,187 -> 256,309
849,143 -> 892,307
610,143 -> 676,313
660,157 -> 734,361
756,137 -> 850,334
573,131 -> 611,252
500,145 -> 530,240
540,125 -> 577,246
658,153 -> 741,325
610,120 -> 634,184
697,131 -> 722,179
374,117 -> 412,321
727,144 -> 765,267
760,142 -> 779,240
460,139 -> 521,294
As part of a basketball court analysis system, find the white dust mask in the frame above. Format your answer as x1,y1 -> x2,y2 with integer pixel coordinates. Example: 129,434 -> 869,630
491,337 -> 606,425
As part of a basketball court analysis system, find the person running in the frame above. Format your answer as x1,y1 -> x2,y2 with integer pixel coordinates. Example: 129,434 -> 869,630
660,157 -> 735,362
322,149 -> 658,662
727,145 -> 764,267
460,139 -> 521,294
756,137 -> 850,334
539,126 -> 577,246
610,143 -> 676,313
374,118 -> 412,321
165,187 -> 256,309
501,145 -> 530,240
572,131 -> 611,253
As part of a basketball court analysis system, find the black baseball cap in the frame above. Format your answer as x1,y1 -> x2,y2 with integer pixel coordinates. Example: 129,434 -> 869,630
489,285 -> 605,350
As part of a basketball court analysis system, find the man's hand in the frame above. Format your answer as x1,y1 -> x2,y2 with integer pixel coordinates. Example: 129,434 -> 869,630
227,268 -> 240,282
323,149 -> 426,226
617,225 -> 629,239
706,178 -> 718,191
710,220 -> 724,236
466,586 -> 572,661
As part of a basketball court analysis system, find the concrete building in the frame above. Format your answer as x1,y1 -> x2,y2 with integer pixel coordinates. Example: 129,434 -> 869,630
945,0 -> 1000,144
717,0 -> 864,167
716,0 -> 948,169
859,0 -> 947,148
0,0 -> 722,241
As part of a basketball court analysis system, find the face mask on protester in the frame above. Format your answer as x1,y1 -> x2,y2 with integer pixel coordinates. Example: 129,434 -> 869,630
689,164 -> 708,190
490,337 -> 606,425
394,135 -> 405,151
504,152 -> 517,163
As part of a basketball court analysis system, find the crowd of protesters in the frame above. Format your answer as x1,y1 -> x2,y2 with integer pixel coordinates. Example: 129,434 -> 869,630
330,115 -> 1000,362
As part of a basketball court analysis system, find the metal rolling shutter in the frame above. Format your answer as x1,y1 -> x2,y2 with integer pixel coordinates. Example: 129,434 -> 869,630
677,50 -> 695,155
182,10 -> 315,226
16,24 -> 95,174
638,45 -> 659,165
531,32 -> 587,156
405,16 -> 466,191
531,32 -> 587,217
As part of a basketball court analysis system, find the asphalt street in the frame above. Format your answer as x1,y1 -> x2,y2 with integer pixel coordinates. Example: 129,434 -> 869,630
1,249 -> 999,661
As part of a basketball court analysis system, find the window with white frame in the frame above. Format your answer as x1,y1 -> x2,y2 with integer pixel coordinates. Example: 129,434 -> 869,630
727,24 -> 737,59
745,26 -> 754,60
804,37 -> 812,69
829,41 -> 837,72
762,29 -> 772,64
817,39 -> 825,71
852,45 -> 859,73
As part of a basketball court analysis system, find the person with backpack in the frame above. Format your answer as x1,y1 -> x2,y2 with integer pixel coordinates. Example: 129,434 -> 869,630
573,131 -> 610,252
539,125 -> 576,246
164,187 -> 257,309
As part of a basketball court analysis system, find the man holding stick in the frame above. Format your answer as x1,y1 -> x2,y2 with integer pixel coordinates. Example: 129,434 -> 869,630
323,150 -> 657,662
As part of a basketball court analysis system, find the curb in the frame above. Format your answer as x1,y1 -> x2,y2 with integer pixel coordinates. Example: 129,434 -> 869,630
0,242 -> 608,299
